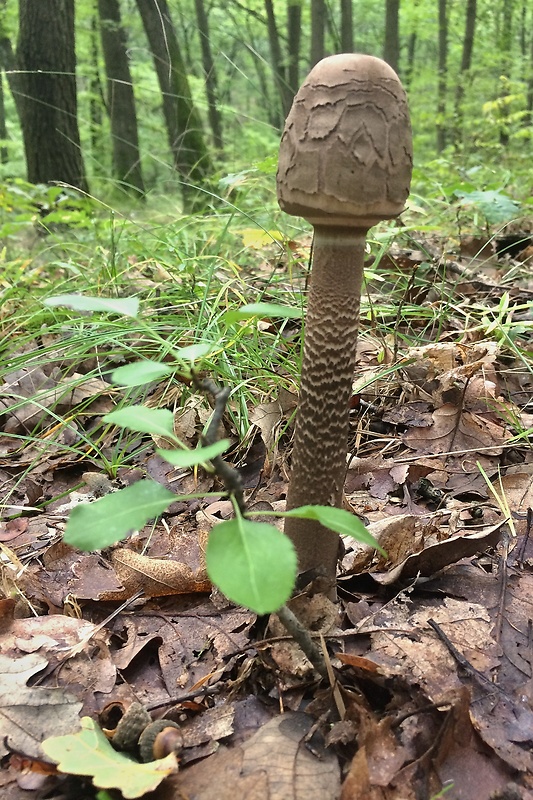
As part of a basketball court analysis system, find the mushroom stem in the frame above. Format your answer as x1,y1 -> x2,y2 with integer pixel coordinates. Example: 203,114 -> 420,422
284,226 -> 367,576
277,53 -> 412,586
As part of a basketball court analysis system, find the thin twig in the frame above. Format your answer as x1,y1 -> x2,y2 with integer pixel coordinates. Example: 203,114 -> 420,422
427,618 -> 502,695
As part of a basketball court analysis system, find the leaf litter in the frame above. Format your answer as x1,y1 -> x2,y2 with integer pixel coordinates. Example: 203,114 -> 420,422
1,230 -> 533,798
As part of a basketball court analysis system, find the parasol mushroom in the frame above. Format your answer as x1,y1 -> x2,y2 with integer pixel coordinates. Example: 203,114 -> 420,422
277,53 -> 413,582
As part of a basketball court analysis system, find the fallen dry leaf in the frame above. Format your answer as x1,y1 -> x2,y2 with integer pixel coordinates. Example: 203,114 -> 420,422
0,652 -> 82,760
403,404 -> 506,456
104,545 -> 210,601
167,712 -> 340,800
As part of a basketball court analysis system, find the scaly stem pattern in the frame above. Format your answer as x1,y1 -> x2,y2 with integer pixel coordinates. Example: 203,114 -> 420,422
284,227 -> 366,576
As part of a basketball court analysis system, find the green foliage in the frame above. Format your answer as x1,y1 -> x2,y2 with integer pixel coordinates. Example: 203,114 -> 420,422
410,159 -> 524,234
453,189 -> 521,225
280,506 -> 387,555
111,360 -> 174,386
45,294 -> 140,317
0,180 -> 96,238
104,406 -> 176,439
50,293 -> 383,615
63,480 -> 176,551
206,513 -> 298,614
223,302 -> 303,324
41,717 -> 178,798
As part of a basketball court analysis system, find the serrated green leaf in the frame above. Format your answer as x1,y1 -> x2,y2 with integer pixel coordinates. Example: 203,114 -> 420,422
224,302 -> 302,325
44,294 -> 139,317
41,717 -> 177,799
111,361 -> 173,387
104,406 -> 176,439
158,439 -> 230,467
206,518 -> 297,614
281,506 -> 387,555
64,480 -> 176,550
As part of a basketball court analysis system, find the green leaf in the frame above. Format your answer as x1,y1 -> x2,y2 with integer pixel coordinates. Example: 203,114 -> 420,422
158,439 -> 230,467
206,518 -> 297,614
41,717 -> 177,799
111,361 -> 173,387
44,294 -> 139,317
175,342 -> 213,361
238,228 -> 283,249
104,406 -> 176,439
64,480 -> 176,550
224,302 -> 302,325
281,506 -> 387,555
454,189 -> 521,224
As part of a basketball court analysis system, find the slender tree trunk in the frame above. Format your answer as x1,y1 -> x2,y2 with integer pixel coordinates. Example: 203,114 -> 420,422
310,0 -> 326,67
135,0 -> 211,210
194,0 -> 224,151
520,0 -> 527,63
340,0 -> 354,52
402,0 -> 418,90
0,1 -> 12,163
404,30 -> 416,90
498,0 -> 514,146
0,73 -> 8,163
383,0 -> 400,73
98,0 -> 145,197
287,0 -> 301,94
453,0 -> 477,149
527,2 -> 533,121
0,0 -> 23,126
244,31 -> 278,128
89,10 -> 105,175
16,0 -> 88,192
264,0 -> 292,124
436,0 -> 448,152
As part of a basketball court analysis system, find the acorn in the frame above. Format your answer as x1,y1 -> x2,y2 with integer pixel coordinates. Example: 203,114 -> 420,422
101,701 -> 151,752
138,719 -> 183,763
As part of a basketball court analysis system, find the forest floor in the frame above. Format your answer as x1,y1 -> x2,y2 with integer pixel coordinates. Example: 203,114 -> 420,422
1,195 -> 533,800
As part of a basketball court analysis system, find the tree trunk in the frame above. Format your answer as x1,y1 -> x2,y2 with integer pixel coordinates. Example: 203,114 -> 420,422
498,0 -> 514,146
404,30 -> 417,90
452,0 -> 476,148
340,0 -> 354,52
287,0 -> 301,94
98,0 -> 145,197
310,0 -> 326,67
436,0 -> 448,152
16,0 -> 88,192
383,0 -> 400,74
136,0 -> 212,211
89,10 -> 105,175
194,0 -> 224,151
0,73 -> 8,164
519,0 -> 527,63
244,26 -> 278,128
528,2 -> 533,121
264,0 -> 292,124
0,40 -> 23,130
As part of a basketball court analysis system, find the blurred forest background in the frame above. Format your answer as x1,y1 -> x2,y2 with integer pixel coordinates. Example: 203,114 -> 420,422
0,0 -> 532,212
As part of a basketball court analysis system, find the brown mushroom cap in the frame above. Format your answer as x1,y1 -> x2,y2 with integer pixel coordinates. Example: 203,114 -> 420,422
277,53 -> 413,230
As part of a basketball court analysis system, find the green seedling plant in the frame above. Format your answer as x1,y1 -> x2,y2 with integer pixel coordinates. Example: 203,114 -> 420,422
45,293 -> 384,615
41,718 -> 177,799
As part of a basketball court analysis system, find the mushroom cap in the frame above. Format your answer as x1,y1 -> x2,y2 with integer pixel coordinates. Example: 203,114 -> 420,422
277,54 -> 413,230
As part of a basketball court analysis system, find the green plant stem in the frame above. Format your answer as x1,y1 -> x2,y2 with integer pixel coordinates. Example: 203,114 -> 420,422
275,603 -> 327,679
